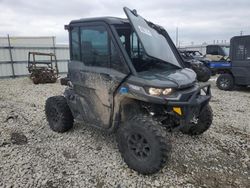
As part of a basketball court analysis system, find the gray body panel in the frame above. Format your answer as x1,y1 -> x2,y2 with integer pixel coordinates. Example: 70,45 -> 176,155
67,60 -> 126,128
136,68 -> 196,89
231,66 -> 250,85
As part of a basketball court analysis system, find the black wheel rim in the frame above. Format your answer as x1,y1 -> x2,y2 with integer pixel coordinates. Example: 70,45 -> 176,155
220,78 -> 229,88
50,107 -> 60,123
127,133 -> 151,160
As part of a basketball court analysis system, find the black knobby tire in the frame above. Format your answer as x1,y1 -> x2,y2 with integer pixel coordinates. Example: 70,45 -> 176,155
196,66 -> 211,82
117,116 -> 171,174
181,105 -> 213,135
216,74 -> 234,91
30,73 -> 40,84
45,96 -> 74,133
32,78 -> 39,84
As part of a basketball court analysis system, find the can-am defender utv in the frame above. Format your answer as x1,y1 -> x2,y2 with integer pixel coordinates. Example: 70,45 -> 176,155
45,7 -> 213,174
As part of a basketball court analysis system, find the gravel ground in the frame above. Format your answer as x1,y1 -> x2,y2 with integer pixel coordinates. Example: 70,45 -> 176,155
0,77 -> 249,188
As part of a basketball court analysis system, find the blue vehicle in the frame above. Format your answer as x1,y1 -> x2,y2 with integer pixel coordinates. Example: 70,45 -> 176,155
206,61 -> 231,75
208,61 -> 231,69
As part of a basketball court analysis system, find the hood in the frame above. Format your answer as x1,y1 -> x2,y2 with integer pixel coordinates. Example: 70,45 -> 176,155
137,68 -> 196,89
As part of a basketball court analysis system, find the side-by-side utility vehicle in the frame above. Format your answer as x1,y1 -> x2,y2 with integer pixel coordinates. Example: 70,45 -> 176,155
45,7 -> 213,174
216,35 -> 250,90
179,50 -> 211,82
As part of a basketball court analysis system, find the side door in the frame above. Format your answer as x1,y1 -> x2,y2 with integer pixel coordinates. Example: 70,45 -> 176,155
68,23 -> 129,128
231,36 -> 250,85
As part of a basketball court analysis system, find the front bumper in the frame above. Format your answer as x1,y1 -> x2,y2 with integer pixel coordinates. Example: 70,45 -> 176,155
166,84 -> 211,128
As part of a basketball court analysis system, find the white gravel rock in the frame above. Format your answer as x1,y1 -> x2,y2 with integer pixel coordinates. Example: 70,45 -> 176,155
0,77 -> 249,187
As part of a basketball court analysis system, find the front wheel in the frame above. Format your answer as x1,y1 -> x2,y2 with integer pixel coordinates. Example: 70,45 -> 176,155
216,73 -> 234,90
196,66 -> 211,82
117,116 -> 171,175
180,105 -> 213,135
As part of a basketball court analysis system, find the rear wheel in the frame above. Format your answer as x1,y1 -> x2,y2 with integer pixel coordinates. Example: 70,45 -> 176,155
216,73 -> 234,90
30,73 -> 40,84
32,77 -> 39,84
117,116 -> 171,174
45,96 -> 74,133
180,105 -> 213,135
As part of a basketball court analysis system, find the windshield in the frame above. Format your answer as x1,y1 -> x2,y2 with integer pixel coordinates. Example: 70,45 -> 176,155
123,7 -> 181,68
116,26 -> 179,73
221,46 -> 230,56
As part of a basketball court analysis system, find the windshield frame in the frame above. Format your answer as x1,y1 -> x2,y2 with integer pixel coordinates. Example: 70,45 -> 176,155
114,24 -> 182,74
123,7 -> 184,68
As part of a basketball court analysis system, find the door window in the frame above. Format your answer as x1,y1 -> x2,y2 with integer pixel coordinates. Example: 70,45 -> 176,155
80,26 -> 109,67
71,27 -> 80,61
110,40 -> 129,74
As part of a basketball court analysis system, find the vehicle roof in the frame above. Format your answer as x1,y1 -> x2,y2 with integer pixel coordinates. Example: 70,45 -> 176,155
69,17 -> 130,25
230,35 -> 250,41
207,44 -> 230,47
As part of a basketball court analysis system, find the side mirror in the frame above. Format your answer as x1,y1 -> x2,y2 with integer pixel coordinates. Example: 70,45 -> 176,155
64,25 -> 70,30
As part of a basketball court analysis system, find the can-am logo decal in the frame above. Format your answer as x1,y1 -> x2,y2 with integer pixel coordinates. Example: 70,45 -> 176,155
138,26 -> 152,36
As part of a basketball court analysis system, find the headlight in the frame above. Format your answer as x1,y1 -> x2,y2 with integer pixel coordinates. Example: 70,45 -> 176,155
163,88 -> 172,95
148,88 -> 172,96
148,88 -> 163,96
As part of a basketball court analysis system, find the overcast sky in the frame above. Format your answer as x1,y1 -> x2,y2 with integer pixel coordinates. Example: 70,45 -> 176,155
0,0 -> 249,46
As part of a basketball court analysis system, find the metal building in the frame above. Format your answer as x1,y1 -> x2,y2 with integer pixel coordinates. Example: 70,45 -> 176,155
0,36 -> 69,78
178,44 -> 207,55
179,43 -> 230,55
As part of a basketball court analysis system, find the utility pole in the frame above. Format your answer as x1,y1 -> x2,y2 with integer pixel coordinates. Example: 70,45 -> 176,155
240,30 -> 243,36
176,27 -> 178,47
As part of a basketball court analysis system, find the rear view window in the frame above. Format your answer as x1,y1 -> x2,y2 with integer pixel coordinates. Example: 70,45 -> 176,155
80,26 -> 109,67
232,38 -> 250,61
206,46 -> 219,55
